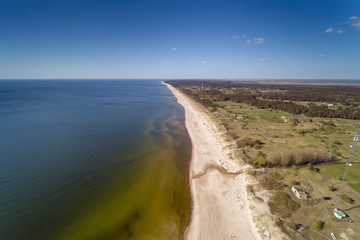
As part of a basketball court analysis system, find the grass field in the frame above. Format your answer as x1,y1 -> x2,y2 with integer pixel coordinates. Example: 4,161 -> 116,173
318,165 -> 360,193
214,100 -> 359,166
212,100 -> 360,239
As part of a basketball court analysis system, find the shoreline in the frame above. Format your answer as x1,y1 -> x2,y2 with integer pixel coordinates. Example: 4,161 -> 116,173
163,82 -> 260,240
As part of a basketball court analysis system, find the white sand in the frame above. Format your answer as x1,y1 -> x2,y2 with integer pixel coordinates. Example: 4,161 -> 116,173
164,83 -> 260,240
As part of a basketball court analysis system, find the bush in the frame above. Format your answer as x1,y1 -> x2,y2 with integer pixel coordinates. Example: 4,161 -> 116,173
236,137 -> 264,149
341,194 -> 355,204
259,175 -> 283,190
309,127 -> 317,132
332,140 -> 342,145
307,163 -> 313,170
257,150 -> 266,158
285,221 -> 302,230
246,168 -> 256,176
332,150 -> 341,156
266,148 -> 337,167
254,156 -> 267,167
298,129 -> 306,134
253,140 -> 263,149
269,172 -> 283,179
312,221 -> 324,230
288,179 -> 297,185
227,131 -> 239,139
271,172 -> 284,180
321,120 -> 336,127
246,184 -> 254,195
268,191 -> 300,218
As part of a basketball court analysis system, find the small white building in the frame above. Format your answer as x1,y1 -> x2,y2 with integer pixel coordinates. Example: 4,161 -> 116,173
333,208 -> 346,219
281,116 -> 290,123
236,114 -> 244,120
291,186 -> 308,199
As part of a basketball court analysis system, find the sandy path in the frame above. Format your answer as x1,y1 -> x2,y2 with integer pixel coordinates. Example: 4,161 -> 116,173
164,83 -> 260,240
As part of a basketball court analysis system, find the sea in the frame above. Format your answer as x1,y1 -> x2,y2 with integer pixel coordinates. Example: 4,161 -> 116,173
0,79 -> 191,240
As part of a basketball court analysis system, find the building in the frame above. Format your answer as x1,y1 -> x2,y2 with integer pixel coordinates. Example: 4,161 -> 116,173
333,208 -> 346,219
281,116 -> 290,123
236,114 -> 244,120
291,186 -> 308,199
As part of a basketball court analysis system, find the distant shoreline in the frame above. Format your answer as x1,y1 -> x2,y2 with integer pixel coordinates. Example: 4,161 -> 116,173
163,79 -> 360,87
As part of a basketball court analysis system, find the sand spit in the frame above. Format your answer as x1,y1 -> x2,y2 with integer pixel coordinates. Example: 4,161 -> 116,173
164,82 -> 261,240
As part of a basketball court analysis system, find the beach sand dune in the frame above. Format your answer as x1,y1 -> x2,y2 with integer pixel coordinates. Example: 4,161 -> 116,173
164,83 -> 260,240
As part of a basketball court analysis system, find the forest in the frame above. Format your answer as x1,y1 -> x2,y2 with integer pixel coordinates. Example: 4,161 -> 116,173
165,80 -> 360,120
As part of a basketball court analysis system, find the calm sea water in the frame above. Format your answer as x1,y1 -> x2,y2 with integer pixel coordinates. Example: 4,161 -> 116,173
0,80 -> 191,240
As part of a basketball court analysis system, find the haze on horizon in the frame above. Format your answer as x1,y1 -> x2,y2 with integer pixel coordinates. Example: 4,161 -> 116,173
0,0 -> 359,80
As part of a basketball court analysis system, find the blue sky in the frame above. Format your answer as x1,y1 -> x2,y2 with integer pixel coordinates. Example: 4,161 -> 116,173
0,0 -> 359,79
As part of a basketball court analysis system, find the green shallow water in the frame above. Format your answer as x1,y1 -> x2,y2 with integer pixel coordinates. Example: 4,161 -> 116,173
52,113 -> 191,240
0,80 -> 191,240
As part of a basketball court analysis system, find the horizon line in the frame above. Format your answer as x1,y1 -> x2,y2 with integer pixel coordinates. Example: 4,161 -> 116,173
1,78 -> 360,81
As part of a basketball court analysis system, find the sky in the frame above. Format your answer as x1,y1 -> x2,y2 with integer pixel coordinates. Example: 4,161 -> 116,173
0,0 -> 359,79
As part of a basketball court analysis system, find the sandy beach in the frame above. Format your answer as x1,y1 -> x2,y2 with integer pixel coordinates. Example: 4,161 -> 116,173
164,83 -> 260,240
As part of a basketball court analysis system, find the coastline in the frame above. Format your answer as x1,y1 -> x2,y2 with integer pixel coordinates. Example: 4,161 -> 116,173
163,82 -> 260,240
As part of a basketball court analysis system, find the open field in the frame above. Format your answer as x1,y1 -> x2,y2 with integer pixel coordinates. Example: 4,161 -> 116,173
213,101 -> 359,164
318,165 -> 360,193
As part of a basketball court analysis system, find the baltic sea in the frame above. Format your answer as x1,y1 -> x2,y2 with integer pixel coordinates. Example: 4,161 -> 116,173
0,79 -> 190,240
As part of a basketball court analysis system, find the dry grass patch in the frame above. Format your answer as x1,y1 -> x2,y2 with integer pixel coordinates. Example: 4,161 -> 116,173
268,191 -> 300,218
266,148 -> 337,167
259,174 -> 283,190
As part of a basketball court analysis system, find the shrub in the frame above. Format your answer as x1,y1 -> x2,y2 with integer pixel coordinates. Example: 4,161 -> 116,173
307,163 -> 313,170
341,194 -> 355,204
309,128 -> 317,133
266,148 -> 337,167
257,150 -> 266,157
246,184 -> 254,195
268,191 -> 300,218
255,156 -> 267,167
253,140 -> 263,149
285,221 -> 300,230
332,150 -> 341,156
312,221 -> 324,230
271,172 -> 284,180
227,131 -> 239,139
288,179 -> 297,185
321,120 -> 336,127
246,168 -> 256,176
298,129 -> 306,134
268,172 -> 283,179
236,137 -> 264,149
259,175 -> 283,190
